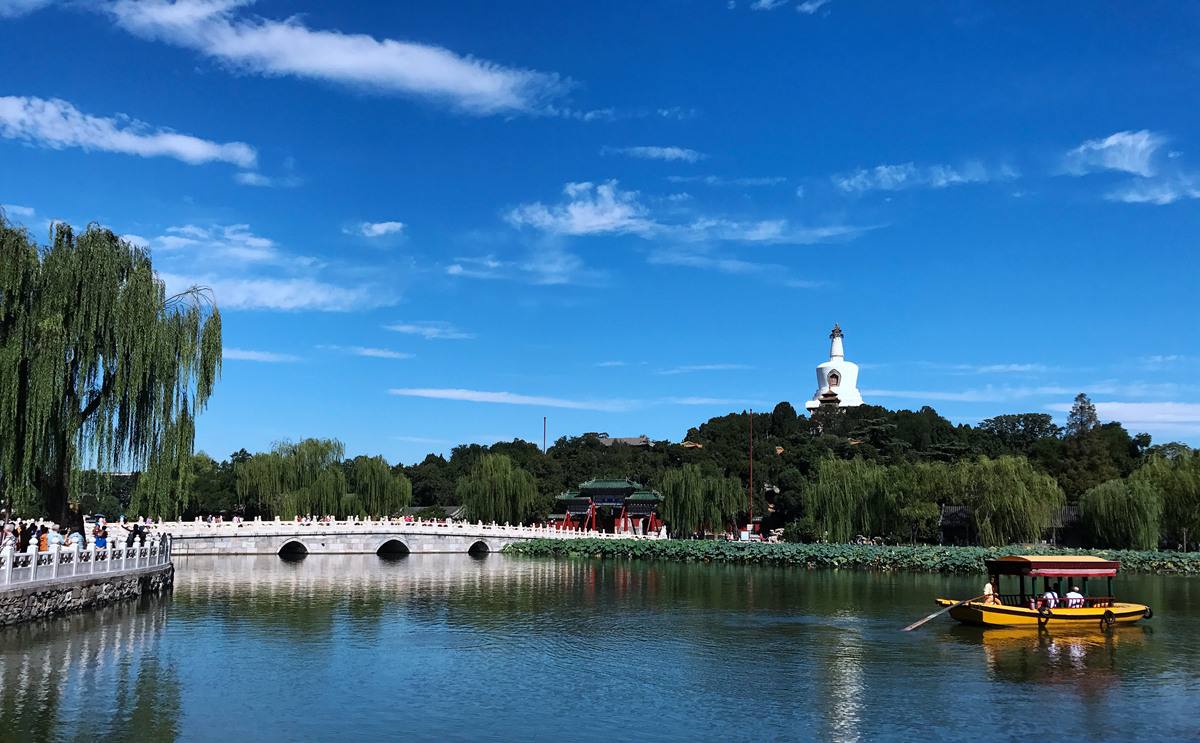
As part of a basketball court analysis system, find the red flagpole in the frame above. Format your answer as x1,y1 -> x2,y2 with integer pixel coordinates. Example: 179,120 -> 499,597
748,408 -> 754,531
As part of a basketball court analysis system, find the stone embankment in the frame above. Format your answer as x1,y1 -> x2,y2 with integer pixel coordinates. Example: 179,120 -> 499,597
0,565 -> 173,626
0,537 -> 174,626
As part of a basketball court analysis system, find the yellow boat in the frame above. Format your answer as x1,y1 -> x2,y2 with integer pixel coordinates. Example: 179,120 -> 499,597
935,555 -> 1152,628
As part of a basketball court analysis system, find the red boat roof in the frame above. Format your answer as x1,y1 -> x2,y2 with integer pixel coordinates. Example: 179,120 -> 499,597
984,555 -> 1120,578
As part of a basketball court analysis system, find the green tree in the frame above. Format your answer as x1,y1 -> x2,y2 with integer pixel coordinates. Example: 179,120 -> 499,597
658,464 -> 743,536
1080,478 -> 1162,550
978,413 -> 1062,455
959,456 -> 1063,546
0,220 -> 221,522
1065,392 -> 1100,437
802,457 -> 895,542
235,438 -> 349,519
348,454 -> 412,517
456,454 -> 539,524
1132,453 -> 1200,550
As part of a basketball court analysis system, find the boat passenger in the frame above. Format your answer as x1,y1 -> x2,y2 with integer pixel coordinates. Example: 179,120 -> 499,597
1042,588 -> 1058,608
1065,587 -> 1085,608
983,580 -> 999,605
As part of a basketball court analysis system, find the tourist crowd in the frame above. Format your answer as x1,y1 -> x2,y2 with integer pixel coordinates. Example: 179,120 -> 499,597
0,517 -> 154,553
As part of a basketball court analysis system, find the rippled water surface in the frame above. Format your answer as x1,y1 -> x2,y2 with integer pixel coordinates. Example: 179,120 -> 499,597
1,554 -> 1198,742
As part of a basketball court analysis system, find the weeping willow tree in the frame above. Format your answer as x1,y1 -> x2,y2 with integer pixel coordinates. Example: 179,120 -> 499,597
1080,478 -> 1162,550
0,219 -> 221,522
347,455 -> 411,517
456,454 -> 538,524
802,458 -> 895,543
234,438 -> 349,519
959,456 -> 1063,546
1131,453 -> 1200,550
659,464 -> 743,536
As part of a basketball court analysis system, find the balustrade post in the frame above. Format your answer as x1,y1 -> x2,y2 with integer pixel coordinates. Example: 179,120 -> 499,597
2,546 -> 11,586
50,544 -> 60,578
28,543 -> 38,582
89,544 -> 96,575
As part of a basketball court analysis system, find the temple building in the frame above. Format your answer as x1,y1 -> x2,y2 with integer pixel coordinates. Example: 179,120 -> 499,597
804,324 -> 865,411
554,478 -> 663,534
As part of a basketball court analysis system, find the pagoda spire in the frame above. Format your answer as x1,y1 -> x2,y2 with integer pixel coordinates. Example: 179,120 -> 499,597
829,323 -> 844,358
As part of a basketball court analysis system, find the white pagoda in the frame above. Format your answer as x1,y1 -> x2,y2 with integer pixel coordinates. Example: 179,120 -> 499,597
804,323 -> 865,411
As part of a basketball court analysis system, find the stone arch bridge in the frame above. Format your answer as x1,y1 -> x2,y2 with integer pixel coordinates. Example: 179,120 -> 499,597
153,519 -> 655,557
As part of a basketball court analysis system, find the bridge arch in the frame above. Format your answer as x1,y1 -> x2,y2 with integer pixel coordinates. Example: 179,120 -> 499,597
376,538 -> 410,557
278,539 -> 308,558
467,539 -> 492,556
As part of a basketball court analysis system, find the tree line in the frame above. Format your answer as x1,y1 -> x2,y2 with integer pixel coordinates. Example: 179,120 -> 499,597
97,393 -> 1198,550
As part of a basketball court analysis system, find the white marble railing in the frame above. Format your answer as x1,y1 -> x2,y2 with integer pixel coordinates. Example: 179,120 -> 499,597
147,517 -> 664,541
0,535 -> 173,588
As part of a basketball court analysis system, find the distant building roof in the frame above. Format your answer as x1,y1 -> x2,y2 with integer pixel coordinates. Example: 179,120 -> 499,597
595,434 -> 653,448
681,441 -> 704,449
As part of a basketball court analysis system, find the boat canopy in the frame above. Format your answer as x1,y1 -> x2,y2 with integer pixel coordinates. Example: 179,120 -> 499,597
984,555 -> 1120,578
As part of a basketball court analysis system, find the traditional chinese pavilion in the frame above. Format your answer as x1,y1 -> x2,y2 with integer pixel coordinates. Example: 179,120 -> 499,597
555,478 -> 663,534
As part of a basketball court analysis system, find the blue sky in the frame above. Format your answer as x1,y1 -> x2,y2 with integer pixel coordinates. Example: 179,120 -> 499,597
2,1 -> 1198,462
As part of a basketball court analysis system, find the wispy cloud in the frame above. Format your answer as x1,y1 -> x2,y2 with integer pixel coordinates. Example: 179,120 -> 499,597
596,360 -> 630,367
0,95 -> 256,168
106,0 -> 567,115
508,180 -> 868,244
384,321 -> 474,340
224,347 -> 301,362
1064,130 -> 1164,177
235,171 -> 301,188
163,272 -> 385,312
1,203 -> 35,219
1105,175 -> 1200,205
656,363 -> 754,376
151,224 -> 286,264
602,145 -> 706,162
320,344 -> 413,360
797,0 -> 832,13
389,387 -> 635,412
344,220 -> 406,238
864,383 -> 1121,403
0,0 -> 53,17
666,174 -> 786,187
664,396 -> 766,406
750,0 -> 789,9
647,245 -> 824,287
1044,401 -> 1200,432
833,161 -> 1015,193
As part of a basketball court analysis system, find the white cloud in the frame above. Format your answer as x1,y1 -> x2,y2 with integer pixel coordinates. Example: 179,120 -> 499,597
1064,130 -> 1164,177
106,0 -> 566,115
152,224 -> 284,263
943,362 -> 1051,374
346,221 -> 406,238
1045,401 -> 1200,431
224,347 -> 301,362
0,0 -> 53,18
1105,175 -> 1200,205
751,0 -> 789,9
348,346 -> 411,359
649,246 -> 823,287
596,361 -> 629,367
1,203 -> 35,218
602,145 -> 706,162
0,95 -> 256,167
507,181 -> 656,237
664,396 -> 766,406
384,321 -> 473,340
509,179 -> 869,244
656,363 -> 754,376
389,387 -> 634,412
162,272 -> 381,311
122,233 -> 150,248
833,161 -> 1013,192
864,383 -> 1123,403
797,0 -> 832,13
666,174 -> 785,187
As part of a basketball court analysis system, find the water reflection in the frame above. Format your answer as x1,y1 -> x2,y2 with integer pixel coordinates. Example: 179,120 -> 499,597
0,555 -> 1196,742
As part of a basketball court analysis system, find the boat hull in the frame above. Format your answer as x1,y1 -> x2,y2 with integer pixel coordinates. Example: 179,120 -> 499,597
935,599 -> 1150,627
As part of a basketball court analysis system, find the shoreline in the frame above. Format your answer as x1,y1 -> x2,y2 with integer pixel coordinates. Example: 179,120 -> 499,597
502,539 -> 1200,575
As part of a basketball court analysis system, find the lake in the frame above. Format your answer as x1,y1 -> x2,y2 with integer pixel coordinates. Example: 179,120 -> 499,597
1,554 -> 1197,742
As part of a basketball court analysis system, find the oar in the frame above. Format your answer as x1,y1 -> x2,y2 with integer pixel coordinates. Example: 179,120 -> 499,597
902,594 -> 986,632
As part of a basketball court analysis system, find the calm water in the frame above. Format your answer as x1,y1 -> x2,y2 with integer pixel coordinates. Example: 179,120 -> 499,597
1,554 -> 1198,742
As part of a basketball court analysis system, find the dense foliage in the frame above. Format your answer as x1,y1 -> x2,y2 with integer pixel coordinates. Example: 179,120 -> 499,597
232,438 -> 411,519
0,218 -> 221,523
504,539 -> 1200,575
659,464 -> 743,536
456,453 -> 539,524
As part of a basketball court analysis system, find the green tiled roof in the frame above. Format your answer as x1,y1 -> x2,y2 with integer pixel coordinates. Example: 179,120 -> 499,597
579,478 -> 644,490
